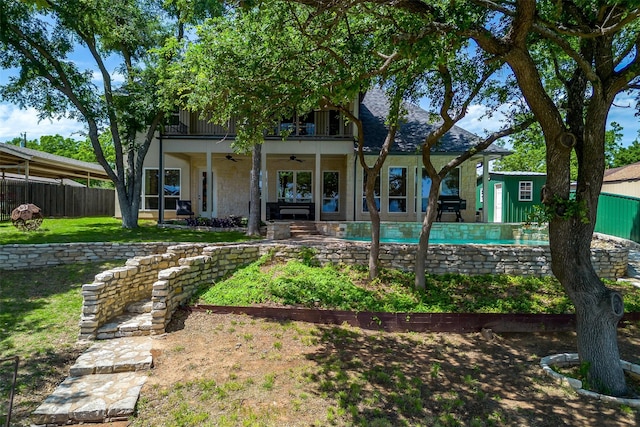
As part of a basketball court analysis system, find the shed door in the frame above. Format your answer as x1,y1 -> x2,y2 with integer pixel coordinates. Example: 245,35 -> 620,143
494,183 -> 503,223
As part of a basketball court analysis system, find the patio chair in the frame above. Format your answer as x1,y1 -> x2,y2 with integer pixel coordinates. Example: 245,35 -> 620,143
176,200 -> 194,218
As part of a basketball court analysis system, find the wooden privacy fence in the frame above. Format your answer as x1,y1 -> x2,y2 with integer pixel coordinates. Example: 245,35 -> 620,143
0,179 -> 115,221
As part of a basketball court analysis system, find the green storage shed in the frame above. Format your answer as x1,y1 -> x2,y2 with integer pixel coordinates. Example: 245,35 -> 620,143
477,171 -> 547,223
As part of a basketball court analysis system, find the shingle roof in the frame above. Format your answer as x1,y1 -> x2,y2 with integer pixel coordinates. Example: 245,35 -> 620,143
603,161 -> 640,183
360,88 -> 511,156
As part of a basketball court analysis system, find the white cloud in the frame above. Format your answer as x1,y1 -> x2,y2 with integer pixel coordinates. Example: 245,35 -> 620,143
421,97 -> 639,147
91,69 -> 125,86
0,103 -> 86,142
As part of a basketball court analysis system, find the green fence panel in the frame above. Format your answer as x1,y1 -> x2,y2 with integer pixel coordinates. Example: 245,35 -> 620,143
595,193 -> 640,243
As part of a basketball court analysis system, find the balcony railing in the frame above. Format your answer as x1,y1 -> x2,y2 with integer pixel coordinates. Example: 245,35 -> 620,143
163,111 -> 354,138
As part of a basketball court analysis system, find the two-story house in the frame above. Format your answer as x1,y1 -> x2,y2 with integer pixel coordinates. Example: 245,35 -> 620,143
126,88 -> 509,224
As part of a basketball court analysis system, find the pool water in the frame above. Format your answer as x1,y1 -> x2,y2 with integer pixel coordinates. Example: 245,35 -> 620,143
344,237 -> 550,246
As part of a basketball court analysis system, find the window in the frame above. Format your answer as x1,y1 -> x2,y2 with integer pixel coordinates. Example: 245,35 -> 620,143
143,168 -> 181,210
322,171 -> 339,213
279,112 -> 316,136
329,110 -> 341,135
277,171 -> 312,202
388,167 -> 407,212
417,168 -> 433,212
519,181 -> 533,201
362,171 -> 381,212
441,168 -> 460,196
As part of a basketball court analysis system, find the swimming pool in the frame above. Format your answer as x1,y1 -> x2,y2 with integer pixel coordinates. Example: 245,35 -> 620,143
344,236 -> 550,246
331,221 -> 549,245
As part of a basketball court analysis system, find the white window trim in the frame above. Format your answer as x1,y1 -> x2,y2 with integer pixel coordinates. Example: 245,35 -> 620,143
361,169 -> 381,213
142,167 -> 181,211
322,170 -> 340,213
277,170 -> 313,202
388,166 -> 408,213
519,181 -> 534,202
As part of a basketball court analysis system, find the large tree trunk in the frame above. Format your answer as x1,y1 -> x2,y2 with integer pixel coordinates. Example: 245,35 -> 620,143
116,182 -> 139,229
415,176 -> 441,290
549,218 -> 627,395
546,102 -> 627,396
365,169 -> 380,280
247,144 -> 262,236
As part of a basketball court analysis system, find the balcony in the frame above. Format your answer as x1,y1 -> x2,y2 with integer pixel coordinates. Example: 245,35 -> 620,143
163,110 -> 354,138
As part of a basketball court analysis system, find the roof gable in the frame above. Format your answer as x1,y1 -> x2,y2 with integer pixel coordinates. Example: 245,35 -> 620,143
603,161 -> 640,183
359,88 -> 510,156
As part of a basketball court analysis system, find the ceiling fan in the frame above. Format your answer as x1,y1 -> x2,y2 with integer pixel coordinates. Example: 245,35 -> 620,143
225,154 -> 238,162
289,155 -> 304,162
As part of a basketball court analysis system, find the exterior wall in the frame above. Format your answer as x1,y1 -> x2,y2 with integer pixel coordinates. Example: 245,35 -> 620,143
602,181 -> 640,199
189,153 -> 252,218
355,155 -> 478,223
595,193 -> 640,244
118,140 -> 192,220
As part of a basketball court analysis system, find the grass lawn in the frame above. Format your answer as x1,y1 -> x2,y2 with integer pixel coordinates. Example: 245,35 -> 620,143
0,216 -> 254,245
0,261 -> 125,426
198,255 -> 640,314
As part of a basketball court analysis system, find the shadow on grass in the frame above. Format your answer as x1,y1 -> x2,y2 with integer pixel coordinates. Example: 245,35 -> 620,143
304,323 -> 640,426
0,263 -> 113,348
0,347 -> 85,427
0,218 -> 253,245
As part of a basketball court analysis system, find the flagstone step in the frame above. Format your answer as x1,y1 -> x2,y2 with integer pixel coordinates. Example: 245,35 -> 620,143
69,336 -> 152,376
31,372 -> 147,426
32,337 -> 153,426
96,312 -> 153,339
289,221 -> 319,237
126,298 -> 152,314
96,298 -> 153,340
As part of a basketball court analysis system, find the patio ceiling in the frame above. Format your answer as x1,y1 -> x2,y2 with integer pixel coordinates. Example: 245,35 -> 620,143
0,143 -> 111,183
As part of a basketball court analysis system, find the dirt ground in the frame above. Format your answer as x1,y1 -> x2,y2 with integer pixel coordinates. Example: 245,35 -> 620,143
132,310 -> 640,427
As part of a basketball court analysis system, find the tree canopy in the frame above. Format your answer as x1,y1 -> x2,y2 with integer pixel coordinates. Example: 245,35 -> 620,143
0,0 -> 217,227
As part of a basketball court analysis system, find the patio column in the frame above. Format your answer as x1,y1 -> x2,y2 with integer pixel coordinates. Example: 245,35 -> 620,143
158,134 -> 164,224
207,146 -> 213,218
482,154 -> 490,222
314,152 -> 321,221
260,148 -> 267,222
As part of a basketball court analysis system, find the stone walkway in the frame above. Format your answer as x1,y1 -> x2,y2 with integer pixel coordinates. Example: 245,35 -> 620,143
31,337 -> 152,426
30,249 -> 640,426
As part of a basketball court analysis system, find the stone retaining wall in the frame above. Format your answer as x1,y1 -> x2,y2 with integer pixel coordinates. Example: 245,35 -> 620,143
267,241 -> 627,278
0,242 -> 173,270
30,240 -> 626,340
78,244 -> 210,340
151,245 -> 262,333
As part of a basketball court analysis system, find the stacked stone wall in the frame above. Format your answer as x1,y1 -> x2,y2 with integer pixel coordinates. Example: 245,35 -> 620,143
19,240 -> 624,340
0,242 -> 173,270
151,244 -> 262,333
263,241 -> 627,279
78,244 -> 210,340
